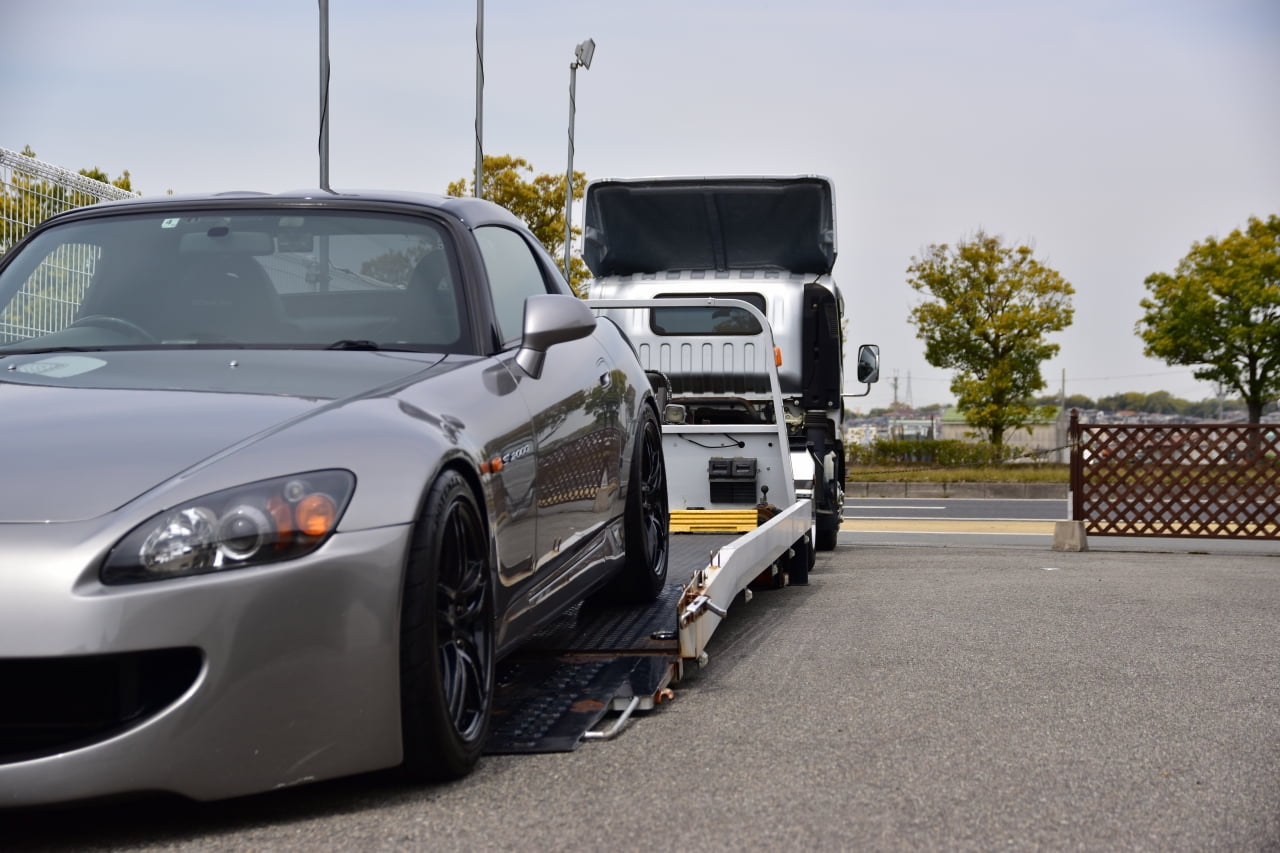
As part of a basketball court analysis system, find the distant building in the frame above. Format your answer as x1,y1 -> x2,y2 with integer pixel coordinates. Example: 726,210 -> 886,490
845,425 -> 879,446
888,417 -> 937,440
938,407 -> 1068,462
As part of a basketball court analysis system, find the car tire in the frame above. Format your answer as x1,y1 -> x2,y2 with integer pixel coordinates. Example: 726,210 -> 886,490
399,469 -> 494,781
608,406 -> 670,603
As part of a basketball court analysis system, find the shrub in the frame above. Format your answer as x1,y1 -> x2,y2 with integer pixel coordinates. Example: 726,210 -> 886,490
846,439 -> 1021,468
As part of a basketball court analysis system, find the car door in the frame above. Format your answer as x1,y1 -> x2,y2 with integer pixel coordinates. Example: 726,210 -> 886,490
472,226 -> 623,595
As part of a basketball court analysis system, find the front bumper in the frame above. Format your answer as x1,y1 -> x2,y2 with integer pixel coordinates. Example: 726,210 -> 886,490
0,523 -> 413,806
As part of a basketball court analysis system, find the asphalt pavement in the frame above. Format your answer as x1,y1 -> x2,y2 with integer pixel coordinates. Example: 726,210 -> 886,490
4,540 -> 1277,852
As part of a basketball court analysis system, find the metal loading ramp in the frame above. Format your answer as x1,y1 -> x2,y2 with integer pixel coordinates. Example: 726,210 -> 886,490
485,534 -> 739,754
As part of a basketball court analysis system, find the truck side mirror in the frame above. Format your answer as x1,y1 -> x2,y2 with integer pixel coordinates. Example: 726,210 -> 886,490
856,344 -> 880,384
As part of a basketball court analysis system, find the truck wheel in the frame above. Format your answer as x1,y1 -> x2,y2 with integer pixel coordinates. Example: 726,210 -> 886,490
609,407 -> 670,603
815,526 -> 839,551
400,470 -> 494,781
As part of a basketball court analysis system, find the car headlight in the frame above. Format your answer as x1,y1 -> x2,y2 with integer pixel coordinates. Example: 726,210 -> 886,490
101,470 -> 355,585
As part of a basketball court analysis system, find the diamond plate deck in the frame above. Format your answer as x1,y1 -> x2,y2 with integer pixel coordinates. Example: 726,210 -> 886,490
483,534 -> 743,754
485,657 -> 635,753
517,583 -> 684,655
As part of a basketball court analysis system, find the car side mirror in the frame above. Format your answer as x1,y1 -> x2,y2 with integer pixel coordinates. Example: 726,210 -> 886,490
515,294 -> 598,379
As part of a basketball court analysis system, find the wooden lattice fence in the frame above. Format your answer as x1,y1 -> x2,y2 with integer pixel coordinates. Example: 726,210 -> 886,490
1070,411 -> 1279,540
537,428 -> 622,507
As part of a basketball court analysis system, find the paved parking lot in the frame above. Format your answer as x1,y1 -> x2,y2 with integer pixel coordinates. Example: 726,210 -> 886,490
4,542 -> 1278,851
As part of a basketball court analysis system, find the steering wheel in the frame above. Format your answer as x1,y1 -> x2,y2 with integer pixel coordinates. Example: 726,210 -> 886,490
67,314 -> 157,343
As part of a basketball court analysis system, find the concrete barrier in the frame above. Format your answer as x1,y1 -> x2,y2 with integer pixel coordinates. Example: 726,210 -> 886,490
1052,520 -> 1089,551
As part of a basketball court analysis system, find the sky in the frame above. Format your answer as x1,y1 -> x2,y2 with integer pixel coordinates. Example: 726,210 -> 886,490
6,0 -> 1279,413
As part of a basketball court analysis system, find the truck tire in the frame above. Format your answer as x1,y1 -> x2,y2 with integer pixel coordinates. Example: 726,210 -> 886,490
815,526 -> 838,552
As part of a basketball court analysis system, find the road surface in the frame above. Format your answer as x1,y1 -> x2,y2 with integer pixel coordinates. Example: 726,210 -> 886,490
5,543 -> 1277,851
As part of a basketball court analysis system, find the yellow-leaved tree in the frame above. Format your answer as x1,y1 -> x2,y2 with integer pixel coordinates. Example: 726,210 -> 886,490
447,155 -> 589,295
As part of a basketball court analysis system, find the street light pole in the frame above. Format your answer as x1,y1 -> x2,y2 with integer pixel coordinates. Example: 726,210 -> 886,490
318,0 -> 331,192
474,0 -> 484,198
564,38 -> 595,282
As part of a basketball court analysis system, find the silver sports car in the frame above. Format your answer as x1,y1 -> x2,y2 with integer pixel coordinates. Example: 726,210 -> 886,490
0,189 -> 669,805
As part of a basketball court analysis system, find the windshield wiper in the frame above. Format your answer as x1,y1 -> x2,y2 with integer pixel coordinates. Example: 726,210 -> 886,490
326,339 -> 382,350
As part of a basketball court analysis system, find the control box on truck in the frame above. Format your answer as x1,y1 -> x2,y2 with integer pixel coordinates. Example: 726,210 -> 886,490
583,175 -> 879,551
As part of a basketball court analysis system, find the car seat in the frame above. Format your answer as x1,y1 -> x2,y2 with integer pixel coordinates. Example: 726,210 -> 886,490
159,253 -> 288,342
389,250 -> 460,347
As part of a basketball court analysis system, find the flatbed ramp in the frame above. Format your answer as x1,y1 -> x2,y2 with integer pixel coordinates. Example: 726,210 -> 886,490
485,534 -> 739,754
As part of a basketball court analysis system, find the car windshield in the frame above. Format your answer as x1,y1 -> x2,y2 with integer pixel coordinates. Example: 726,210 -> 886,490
0,209 -> 470,353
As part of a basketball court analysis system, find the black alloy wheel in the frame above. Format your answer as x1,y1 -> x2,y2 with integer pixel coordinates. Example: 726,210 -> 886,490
400,470 -> 494,780
614,408 -> 669,603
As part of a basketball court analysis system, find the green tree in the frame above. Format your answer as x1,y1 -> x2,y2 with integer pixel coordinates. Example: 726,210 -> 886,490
447,154 -> 589,295
1035,393 -> 1095,411
1138,215 -> 1280,423
907,231 -> 1074,448
1097,391 -> 1151,414
78,166 -> 133,193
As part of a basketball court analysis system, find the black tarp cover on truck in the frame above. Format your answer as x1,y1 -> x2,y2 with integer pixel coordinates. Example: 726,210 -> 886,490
582,176 -> 836,277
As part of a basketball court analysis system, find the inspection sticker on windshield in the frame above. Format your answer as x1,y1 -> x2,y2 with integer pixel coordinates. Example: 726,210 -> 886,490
161,218 -> 181,228
16,355 -> 108,378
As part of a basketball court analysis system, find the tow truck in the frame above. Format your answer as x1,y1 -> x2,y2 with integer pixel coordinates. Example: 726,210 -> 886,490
485,296 -> 877,754
580,176 -> 881,553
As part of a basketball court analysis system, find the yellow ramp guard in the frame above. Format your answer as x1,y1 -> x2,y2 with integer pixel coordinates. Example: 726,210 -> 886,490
669,509 -> 759,533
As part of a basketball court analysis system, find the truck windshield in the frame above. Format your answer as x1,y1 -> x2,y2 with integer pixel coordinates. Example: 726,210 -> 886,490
650,292 -> 765,336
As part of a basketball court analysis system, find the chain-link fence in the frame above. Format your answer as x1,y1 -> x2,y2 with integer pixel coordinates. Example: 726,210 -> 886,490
1,146 -> 137,254
0,146 -> 139,341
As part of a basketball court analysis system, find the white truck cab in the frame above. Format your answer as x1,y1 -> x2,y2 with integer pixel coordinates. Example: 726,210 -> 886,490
584,176 -> 878,551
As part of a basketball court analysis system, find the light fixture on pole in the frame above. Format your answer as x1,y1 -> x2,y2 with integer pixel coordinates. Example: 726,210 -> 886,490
564,37 -> 595,281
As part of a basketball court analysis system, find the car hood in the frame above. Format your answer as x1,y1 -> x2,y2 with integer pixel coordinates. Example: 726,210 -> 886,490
582,175 -> 836,277
0,348 -> 449,523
